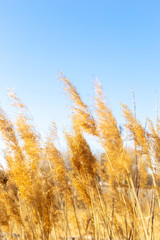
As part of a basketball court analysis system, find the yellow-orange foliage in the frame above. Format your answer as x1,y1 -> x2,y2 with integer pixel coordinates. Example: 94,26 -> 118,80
0,77 -> 159,240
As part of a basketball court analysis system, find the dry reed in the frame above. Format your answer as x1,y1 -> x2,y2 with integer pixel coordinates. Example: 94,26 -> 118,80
0,76 -> 159,239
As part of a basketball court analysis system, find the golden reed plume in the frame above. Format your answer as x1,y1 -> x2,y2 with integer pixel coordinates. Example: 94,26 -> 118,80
0,77 -> 159,239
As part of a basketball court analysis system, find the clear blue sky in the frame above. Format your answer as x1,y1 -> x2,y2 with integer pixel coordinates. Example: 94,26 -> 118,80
0,0 -> 159,142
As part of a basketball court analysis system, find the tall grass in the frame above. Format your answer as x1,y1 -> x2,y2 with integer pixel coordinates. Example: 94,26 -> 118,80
0,76 -> 159,239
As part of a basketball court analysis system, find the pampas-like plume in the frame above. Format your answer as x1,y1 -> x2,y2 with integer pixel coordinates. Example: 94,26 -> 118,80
65,128 -> 98,206
0,106 -> 33,199
16,114 -> 43,171
122,104 -> 150,188
46,122 -> 69,196
59,73 -> 97,135
148,119 -> 160,170
95,81 -> 131,186
8,89 -> 43,172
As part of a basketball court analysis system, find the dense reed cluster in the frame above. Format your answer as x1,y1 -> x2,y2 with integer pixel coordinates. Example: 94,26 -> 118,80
0,75 -> 160,240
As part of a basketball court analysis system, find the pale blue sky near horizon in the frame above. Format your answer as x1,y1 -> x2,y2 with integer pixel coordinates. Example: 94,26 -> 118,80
0,0 -> 159,151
